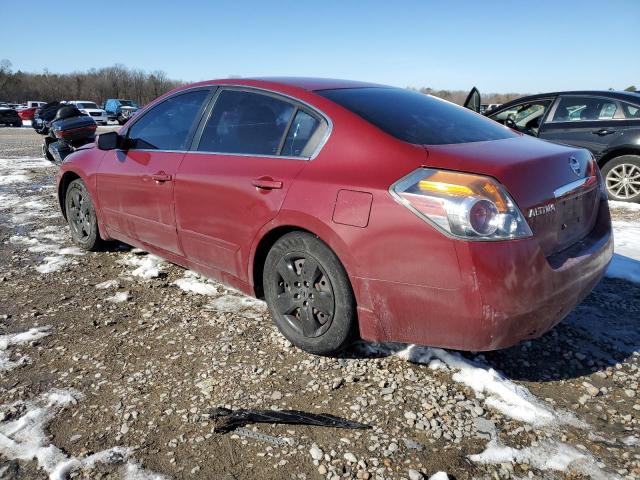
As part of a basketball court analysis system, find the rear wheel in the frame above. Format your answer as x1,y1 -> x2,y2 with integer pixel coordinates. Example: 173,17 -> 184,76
64,179 -> 103,251
263,232 -> 356,355
602,155 -> 640,203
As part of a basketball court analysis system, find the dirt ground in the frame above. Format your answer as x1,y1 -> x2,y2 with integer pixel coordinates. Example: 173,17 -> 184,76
0,127 -> 638,480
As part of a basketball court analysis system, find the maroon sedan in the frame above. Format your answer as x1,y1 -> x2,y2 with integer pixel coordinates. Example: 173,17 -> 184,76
56,78 -> 613,354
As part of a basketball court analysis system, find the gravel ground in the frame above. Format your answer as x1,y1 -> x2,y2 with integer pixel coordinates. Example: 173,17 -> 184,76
0,127 -> 638,480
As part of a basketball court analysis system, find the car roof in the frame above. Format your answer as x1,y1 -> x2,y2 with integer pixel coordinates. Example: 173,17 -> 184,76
500,90 -> 640,106
195,77 -> 389,92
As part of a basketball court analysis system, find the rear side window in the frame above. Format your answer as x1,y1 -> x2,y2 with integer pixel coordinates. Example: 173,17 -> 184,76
198,90 -> 295,155
317,87 -> 514,145
551,96 -> 619,122
127,90 -> 209,150
621,101 -> 640,119
281,110 -> 325,157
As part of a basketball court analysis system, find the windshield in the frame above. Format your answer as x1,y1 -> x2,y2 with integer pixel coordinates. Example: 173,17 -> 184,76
119,100 -> 138,107
77,102 -> 99,109
317,87 -> 514,145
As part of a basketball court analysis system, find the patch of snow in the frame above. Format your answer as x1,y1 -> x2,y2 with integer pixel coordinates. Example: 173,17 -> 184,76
106,291 -> 130,303
428,473 -> 449,480
361,343 -> 582,428
0,389 -> 168,480
119,253 -> 165,279
173,270 -> 218,295
206,293 -> 267,319
0,327 -> 51,372
0,172 -> 29,185
96,280 -> 119,289
469,439 -> 619,480
124,462 -> 170,480
609,200 -> 640,211
36,256 -> 71,274
607,220 -> 640,283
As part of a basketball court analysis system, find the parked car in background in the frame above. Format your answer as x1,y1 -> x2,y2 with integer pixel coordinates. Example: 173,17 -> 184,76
57,78 -> 612,355
66,101 -> 108,125
0,106 -> 22,127
103,98 -> 140,124
465,88 -> 640,202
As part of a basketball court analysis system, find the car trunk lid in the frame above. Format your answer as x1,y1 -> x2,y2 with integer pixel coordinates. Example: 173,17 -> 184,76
424,135 -> 600,256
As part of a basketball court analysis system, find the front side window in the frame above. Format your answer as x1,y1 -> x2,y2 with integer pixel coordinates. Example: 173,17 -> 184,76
551,96 -> 618,122
127,90 -> 209,150
317,87 -> 515,145
198,90 -> 295,155
489,101 -> 552,128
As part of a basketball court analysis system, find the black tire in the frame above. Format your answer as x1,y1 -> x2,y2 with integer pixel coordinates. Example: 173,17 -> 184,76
64,179 -> 103,251
601,155 -> 640,203
12,120 -> 22,128
42,139 -> 55,162
263,232 -> 356,355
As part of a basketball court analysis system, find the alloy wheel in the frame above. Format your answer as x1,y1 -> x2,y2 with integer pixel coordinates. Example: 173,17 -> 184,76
68,189 -> 92,241
606,163 -> 640,200
274,253 -> 335,338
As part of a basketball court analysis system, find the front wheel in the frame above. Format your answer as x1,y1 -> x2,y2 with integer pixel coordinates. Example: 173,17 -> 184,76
602,155 -> 640,203
263,232 -> 356,355
64,179 -> 103,251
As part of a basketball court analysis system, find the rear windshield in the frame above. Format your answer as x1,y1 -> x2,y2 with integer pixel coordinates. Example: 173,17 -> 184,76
317,87 -> 515,145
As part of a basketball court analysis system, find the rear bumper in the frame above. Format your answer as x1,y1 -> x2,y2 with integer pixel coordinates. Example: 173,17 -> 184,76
355,199 -> 613,351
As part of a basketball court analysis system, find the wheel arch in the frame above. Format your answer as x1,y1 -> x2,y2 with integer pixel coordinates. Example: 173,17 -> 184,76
57,171 -> 82,220
57,168 -> 111,241
249,216 -> 357,300
597,146 -> 640,168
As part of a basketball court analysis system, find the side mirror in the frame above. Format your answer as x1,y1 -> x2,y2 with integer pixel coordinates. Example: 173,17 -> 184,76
97,131 -> 121,150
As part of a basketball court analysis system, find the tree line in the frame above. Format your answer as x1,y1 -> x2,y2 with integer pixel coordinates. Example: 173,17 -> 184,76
3,59 -> 634,108
0,60 -> 183,106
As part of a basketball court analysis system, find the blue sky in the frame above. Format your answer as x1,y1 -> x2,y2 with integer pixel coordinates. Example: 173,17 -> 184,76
1,0 -> 638,93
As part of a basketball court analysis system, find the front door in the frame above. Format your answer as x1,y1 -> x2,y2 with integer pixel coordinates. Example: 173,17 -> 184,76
97,88 -> 211,254
175,88 -> 327,280
487,99 -> 554,137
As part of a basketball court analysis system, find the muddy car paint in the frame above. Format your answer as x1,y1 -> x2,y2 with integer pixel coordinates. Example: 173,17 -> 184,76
57,78 -> 613,351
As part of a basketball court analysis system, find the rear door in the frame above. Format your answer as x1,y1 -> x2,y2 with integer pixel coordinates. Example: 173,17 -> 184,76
175,88 -> 328,278
538,95 -> 622,155
97,88 -> 211,254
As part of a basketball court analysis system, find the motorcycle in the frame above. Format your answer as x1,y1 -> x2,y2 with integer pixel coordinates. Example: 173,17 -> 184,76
33,102 -> 97,163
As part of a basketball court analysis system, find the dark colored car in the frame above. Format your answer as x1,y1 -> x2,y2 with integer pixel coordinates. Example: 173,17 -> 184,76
0,106 -> 23,127
56,78 -> 612,355
103,99 -> 140,125
465,89 -> 640,202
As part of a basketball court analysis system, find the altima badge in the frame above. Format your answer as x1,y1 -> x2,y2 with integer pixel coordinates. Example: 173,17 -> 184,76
528,204 -> 556,218
569,156 -> 581,176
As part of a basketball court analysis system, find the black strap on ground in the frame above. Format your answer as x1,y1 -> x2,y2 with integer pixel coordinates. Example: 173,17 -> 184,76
208,407 -> 371,434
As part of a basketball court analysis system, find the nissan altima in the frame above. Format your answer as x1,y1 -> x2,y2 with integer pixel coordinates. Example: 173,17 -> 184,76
56,78 -> 614,355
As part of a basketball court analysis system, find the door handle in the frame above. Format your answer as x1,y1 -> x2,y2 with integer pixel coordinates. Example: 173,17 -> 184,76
592,128 -> 616,136
252,177 -> 283,190
151,172 -> 172,183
